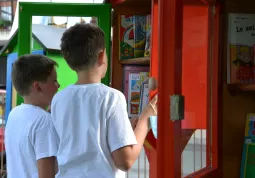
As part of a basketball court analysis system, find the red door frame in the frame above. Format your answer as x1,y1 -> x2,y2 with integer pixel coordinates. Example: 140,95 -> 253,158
146,0 -> 159,177
157,0 -> 183,177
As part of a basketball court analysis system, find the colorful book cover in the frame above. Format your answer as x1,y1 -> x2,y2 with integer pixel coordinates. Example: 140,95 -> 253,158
120,15 -> 134,60
229,44 -> 254,84
240,113 -> 255,178
133,15 -> 146,58
140,72 -> 150,83
227,13 -> 255,84
138,72 -> 150,114
128,73 -> 141,117
139,81 -> 149,115
144,14 -> 151,57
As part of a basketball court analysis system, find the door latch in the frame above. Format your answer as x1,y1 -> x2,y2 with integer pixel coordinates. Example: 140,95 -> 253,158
170,95 -> 184,121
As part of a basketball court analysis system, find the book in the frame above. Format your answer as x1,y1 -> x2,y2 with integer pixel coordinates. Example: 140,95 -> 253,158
144,14 -> 151,57
128,73 -> 141,117
227,13 -> 255,84
123,66 -> 150,118
240,113 -> 255,178
120,15 -> 134,60
139,72 -> 150,114
133,15 -> 147,58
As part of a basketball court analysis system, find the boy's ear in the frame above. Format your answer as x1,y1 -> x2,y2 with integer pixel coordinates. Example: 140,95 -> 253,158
32,81 -> 42,92
98,49 -> 106,66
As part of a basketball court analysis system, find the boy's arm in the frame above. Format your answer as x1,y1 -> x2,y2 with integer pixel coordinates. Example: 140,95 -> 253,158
32,115 -> 59,177
37,157 -> 56,178
111,116 -> 150,171
108,94 -> 157,171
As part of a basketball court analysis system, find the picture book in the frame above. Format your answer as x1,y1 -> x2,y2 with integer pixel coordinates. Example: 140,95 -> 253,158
227,13 -> 255,84
228,44 -> 254,84
144,14 -> 151,57
120,15 -> 134,60
128,73 -> 141,117
133,15 -> 147,58
139,81 -> 149,115
140,72 -> 150,83
139,72 -> 150,114
240,113 -> 255,178
123,66 -> 150,118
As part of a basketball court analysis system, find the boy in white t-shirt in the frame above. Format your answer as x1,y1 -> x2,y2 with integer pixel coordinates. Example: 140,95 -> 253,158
50,23 -> 157,178
5,54 -> 60,178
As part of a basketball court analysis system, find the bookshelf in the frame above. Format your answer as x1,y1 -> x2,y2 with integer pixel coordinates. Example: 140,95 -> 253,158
119,57 -> 150,65
110,3 -> 151,91
105,0 -> 157,177
228,83 -> 255,93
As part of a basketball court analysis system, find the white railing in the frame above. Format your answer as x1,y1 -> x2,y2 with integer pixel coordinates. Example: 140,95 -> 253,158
127,147 -> 150,178
182,129 -> 207,177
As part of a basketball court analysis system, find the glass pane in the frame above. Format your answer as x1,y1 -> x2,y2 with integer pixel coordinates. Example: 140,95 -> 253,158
0,0 -> 16,41
33,16 -> 98,28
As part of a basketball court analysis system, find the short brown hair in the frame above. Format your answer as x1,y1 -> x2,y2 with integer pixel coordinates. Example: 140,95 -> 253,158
12,54 -> 58,96
60,23 -> 105,71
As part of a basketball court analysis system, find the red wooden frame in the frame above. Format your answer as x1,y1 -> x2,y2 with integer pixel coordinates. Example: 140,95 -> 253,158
145,0 -> 158,151
157,0 -> 183,177
146,0 -> 159,177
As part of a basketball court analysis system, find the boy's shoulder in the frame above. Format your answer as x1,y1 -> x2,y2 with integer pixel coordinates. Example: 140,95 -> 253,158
9,104 -> 50,117
7,104 -> 52,131
52,84 -> 126,103
103,85 -> 126,102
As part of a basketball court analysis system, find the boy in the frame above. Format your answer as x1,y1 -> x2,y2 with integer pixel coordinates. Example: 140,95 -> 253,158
5,54 -> 60,178
51,23 -> 157,178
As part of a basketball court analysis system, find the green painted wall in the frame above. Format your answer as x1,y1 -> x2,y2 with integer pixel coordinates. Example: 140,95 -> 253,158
47,52 -> 77,91
12,45 -> 18,53
33,39 -> 42,50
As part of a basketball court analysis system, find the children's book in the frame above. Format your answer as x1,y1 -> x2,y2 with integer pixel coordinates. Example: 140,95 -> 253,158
123,66 -> 150,118
128,73 -> 141,117
144,14 -> 151,57
120,15 -> 134,60
227,13 -> 255,84
240,113 -> 255,178
133,15 -> 147,58
139,72 -> 150,114
139,81 -> 149,115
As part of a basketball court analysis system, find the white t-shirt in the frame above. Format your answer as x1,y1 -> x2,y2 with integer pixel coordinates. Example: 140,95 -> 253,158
51,83 -> 138,178
5,104 -> 59,178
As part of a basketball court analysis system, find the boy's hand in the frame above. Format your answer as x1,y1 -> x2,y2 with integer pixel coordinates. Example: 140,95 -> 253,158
140,94 -> 158,119
130,118 -> 138,130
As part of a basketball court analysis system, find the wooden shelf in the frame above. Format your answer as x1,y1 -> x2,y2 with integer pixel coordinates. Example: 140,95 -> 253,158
119,57 -> 150,65
228,83 -> 255,92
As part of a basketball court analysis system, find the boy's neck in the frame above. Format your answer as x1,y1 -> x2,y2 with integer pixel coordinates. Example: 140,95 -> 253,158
76,69 -> 102,85
23,96 -> 46,110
